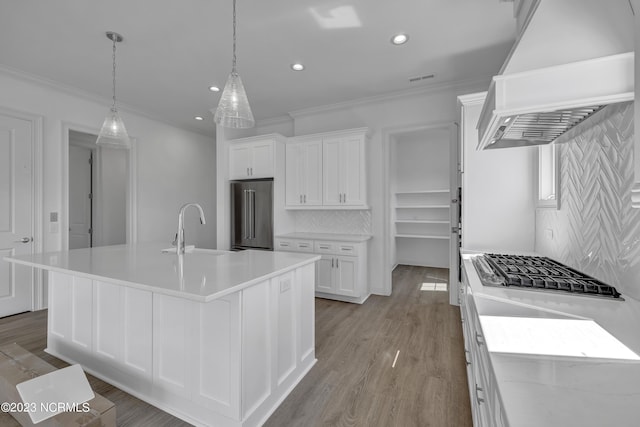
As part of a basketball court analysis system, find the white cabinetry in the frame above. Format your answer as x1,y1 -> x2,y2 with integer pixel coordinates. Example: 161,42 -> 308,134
275,236 -> 369,303
285,128 -> 368,209
322,134 -> 366,206
285,139 -> 322,206
460,269 -> 507,427
47,264 -> 316,427
229,137 -> 275,180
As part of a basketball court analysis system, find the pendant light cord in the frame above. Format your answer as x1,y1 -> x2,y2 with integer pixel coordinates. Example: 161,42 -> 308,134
112,36 -> 117,110
232,0 -> 237,72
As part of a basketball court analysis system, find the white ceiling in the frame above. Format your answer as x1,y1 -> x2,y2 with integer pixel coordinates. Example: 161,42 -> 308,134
0,0 -> 516,137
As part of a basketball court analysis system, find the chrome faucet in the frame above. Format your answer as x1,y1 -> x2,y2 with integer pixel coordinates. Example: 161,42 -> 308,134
173,203 -> 206,254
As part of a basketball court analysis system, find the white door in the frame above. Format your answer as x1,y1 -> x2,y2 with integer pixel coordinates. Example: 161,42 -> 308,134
69,145 -> 93,249
341,136 -> 364,205
301,139 -> 323,206
249,140 -> 274,178
315,256 -> 334,293
285,144 -> 303,206
322,138 -> 341,205
335,256 -> 357,297
0,113 -> 34,317
229,145 -> 251,180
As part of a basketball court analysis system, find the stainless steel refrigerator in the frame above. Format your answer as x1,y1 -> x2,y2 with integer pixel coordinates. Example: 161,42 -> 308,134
230,179 -> 273,250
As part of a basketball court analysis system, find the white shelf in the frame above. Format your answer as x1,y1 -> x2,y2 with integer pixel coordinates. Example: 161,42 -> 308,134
395,234 -> 450,240
395,189 -> 449,195
395,220 -> 449,224
396,204 -> 450,209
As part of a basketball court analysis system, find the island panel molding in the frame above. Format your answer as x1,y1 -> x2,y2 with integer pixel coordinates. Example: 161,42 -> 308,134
6,245 -> 319,427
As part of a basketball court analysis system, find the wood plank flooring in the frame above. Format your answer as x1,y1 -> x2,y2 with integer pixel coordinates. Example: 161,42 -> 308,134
0,265 -> 471,426
265,265 -> 472,427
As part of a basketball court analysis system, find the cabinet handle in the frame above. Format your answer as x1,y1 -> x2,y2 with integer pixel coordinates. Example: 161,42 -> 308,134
250,167 -> 253,175
246,167 -> 249,176
331,258 -> 334,268
300,194 -> 302,203
304,194 -> 307,203
475,332 -> 484,346
336,258 -> 339,268
464,350 -> 471,366
475,385 -> 485,404
319,245 -> 329,249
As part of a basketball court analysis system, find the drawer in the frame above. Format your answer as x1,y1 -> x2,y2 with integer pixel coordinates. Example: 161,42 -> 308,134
293,240 -> 314,252
314,241 -> 336,254
314,241 -> 359,255
274,239 -> 295,251
275,238 -> 314,252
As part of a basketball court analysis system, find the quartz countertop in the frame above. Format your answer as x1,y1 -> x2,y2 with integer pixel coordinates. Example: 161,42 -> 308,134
275,232 -> 372,242
4,243 -> 320,302
461,250 -> 640,427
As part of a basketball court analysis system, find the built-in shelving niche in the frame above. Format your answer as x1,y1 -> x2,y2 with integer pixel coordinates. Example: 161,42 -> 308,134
389,125 -> 451,269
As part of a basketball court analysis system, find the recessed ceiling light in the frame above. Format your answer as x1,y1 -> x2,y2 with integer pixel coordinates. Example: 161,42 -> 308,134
208,86 -> 220,92
391,33 -> 409,45
194,116 -> 204,121
291,63 -> 305,71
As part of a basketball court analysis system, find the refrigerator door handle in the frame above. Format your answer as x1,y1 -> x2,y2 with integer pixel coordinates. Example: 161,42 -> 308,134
249,190 -> 256,239
243,189 -> 249,240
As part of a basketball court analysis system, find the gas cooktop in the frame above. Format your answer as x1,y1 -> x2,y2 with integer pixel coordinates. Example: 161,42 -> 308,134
472,253 -> 622,300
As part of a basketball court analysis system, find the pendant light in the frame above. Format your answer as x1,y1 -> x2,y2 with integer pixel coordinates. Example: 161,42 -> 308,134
213,0 -> 255,128
96,31 -> 131,149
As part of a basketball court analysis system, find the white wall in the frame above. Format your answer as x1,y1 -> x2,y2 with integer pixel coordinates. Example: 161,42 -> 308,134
460,94 -> 536,252
97,148 -> 127,246
0,70 -> 217,253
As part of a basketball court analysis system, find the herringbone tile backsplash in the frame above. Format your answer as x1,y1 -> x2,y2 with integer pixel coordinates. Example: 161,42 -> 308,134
536,102 -> 640,299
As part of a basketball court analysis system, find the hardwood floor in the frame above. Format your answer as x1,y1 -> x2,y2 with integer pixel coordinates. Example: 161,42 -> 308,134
0,265 -> 471,426
265,265 -> 472,427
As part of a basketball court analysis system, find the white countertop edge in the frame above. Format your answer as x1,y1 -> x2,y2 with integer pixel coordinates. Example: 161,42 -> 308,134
275,232 -> 372,242
6,255 -> 321,303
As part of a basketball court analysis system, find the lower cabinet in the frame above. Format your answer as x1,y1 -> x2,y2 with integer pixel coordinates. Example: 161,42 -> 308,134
461,268 -> 507,427
47,265 -> 316,427
275,237 -> 369,303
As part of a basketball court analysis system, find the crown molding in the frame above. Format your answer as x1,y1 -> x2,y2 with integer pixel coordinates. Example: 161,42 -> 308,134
288,76 -> 492,119
255,115 -> 293,127
0,63 -> 214,139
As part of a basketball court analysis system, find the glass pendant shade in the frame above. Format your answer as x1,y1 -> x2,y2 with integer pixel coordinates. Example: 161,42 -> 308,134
214,71 -> 255,129
96,107 -> 131,149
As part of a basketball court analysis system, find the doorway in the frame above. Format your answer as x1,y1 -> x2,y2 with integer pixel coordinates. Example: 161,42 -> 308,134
382,122 -> 458,304
63,126 -> 137,251
0,108 -> 43,317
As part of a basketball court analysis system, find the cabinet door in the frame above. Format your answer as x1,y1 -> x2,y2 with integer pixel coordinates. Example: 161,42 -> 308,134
340,135 -> 365,206
322,138 -> 342,205
229,144 -> 251,180
315,255 -> 335,293
250,140 -> 274,178
285,144 -> 303,206
334,255 -> 358,296
302,140 -> 323,205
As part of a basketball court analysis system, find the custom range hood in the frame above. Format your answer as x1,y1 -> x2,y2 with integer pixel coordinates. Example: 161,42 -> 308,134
478,0 -> 635,150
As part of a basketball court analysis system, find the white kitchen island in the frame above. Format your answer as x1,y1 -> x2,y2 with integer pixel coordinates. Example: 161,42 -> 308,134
5,243 -> 320,427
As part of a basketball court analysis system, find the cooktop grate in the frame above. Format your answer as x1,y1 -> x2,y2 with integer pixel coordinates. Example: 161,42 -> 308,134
476,253 -> 622,299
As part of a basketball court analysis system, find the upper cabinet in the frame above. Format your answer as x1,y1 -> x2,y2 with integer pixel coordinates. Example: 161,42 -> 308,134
285,138 -> 322,206
285,128 -> 369,209
229,136 -> 276,180
322,134 -> 366,206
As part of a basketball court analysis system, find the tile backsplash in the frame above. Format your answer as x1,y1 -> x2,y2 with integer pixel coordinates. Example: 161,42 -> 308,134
293,210 -> 372,235
535,102 -> 640,299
